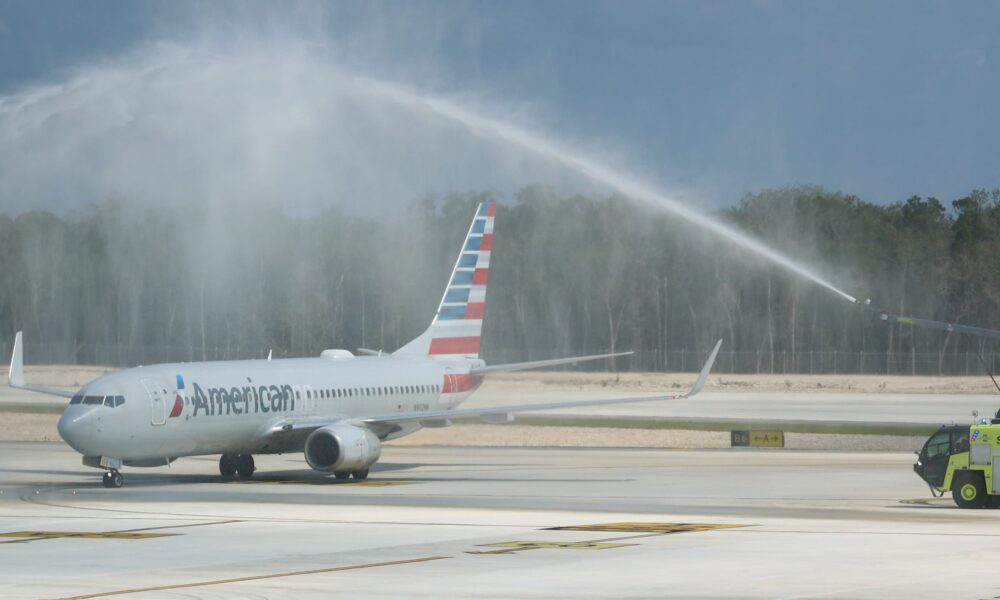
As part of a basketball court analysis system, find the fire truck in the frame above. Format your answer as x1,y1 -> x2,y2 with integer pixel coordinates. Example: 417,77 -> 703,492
913,421 -> 1000,508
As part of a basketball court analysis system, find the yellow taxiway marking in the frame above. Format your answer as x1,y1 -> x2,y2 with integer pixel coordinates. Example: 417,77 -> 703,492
0,520 -> 239,544
56,555 -> 451,600
548,522 -> 747,534
469,522 -> 748,555
226,479 -> 412,486
0,531 -> 178,542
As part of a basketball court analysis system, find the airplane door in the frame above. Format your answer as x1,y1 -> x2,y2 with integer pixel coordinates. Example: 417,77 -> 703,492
142,378 -> 166,426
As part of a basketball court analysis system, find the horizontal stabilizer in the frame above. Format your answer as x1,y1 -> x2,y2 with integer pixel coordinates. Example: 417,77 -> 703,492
470,351 -> 633,375
357,341 -> 722,428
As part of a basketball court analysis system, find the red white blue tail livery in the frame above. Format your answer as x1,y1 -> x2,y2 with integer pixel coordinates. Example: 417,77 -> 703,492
396,201 -> 495,359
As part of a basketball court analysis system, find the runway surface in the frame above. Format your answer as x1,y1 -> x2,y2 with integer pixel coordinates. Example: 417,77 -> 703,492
2,441 -> 1000,599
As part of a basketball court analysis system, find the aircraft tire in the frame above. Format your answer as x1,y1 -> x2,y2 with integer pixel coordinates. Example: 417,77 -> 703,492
334,472 -> 351,480
953,471 -> 987,508
236,454 -> 255,478
103,470 -> 124,488
219,454 -> 237,477
351,469 -> 369,480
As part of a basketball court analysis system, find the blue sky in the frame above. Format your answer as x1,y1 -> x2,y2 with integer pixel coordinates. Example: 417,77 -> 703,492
1,0 -> 997,209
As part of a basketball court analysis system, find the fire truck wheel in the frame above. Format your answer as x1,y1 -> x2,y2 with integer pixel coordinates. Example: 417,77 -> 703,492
953,472 -> 987,509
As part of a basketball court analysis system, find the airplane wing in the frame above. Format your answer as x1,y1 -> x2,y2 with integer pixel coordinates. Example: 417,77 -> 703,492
8,332 -> 75,399
469,351 -> 633,375
269,340 -> 721,439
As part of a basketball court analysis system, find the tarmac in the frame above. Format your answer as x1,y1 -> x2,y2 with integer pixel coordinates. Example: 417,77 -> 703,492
3,441 -> 1000,599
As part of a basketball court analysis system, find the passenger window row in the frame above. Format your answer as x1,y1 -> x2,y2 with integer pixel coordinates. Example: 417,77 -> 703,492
302,384 -> 441,400
70,395 -> 125,407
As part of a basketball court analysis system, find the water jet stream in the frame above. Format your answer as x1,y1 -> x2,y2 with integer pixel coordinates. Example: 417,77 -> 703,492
356,75 -> 858,305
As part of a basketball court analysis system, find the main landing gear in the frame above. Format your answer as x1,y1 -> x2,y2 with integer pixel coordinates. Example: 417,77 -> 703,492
334,469 -> 369,481
219,454 -> 255,478
102,469 -> 124,488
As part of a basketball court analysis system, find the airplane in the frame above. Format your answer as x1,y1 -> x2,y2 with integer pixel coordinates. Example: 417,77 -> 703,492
7,201 -> 722,488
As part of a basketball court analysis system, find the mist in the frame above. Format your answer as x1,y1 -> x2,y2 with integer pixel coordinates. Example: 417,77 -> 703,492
3,16 -> 996,374
0,21 -> 858,297
0,34 -> 615,217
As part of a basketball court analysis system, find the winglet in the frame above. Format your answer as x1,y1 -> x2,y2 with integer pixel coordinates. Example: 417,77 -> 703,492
9,331 -> 24,388
686,339 -> 722,398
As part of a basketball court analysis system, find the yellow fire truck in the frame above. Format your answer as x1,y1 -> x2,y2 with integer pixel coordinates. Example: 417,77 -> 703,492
914,421 -> 1000,508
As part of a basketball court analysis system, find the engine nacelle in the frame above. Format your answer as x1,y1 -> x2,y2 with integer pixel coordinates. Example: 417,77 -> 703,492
304,425 -> 381,473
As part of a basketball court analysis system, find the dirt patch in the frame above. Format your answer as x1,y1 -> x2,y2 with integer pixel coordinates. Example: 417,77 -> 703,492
0,413 -> 60,442
4,365 -> 113,388
388,424 -> 732,449
387,425 -> 924,451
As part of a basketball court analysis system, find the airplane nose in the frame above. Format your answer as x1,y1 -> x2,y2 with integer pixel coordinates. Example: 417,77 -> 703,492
58,406 -> 96,454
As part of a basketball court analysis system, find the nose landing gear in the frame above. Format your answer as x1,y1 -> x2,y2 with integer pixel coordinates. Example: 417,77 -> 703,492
102,469 -> 124,488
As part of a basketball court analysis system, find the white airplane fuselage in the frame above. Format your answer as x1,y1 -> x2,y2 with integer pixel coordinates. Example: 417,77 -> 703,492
59,354 -> 482,463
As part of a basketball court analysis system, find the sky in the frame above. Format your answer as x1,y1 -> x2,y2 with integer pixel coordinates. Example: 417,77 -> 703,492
0,0 -> 997,214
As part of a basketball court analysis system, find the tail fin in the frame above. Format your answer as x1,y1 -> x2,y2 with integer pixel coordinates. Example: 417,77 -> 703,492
395,200 -> 495,359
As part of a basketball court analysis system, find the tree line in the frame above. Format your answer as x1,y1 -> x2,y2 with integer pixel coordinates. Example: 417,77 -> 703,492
1,186 -> 999,373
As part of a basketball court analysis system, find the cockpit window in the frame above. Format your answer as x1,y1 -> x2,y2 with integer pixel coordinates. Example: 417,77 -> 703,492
925,430 -> 952,459
83,395 -> 104,405
114,395 -> 125,407
104,396 -> 115,407
70,394 -> 83,405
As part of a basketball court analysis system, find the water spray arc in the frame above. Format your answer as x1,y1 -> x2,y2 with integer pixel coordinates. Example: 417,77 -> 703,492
354,76 -> 859,305
1,45 -> 858,307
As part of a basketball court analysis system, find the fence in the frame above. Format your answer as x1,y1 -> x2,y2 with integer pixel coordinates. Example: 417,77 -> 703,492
1,340 -> 998,376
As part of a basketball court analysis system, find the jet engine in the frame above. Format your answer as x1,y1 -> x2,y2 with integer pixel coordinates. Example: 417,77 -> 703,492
303,424 -> 382,473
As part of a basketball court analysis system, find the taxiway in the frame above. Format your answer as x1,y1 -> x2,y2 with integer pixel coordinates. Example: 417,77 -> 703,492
1,441 -> 999,599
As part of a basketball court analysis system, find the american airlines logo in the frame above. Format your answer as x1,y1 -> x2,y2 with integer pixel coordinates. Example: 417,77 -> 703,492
188,381 -> 296,417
